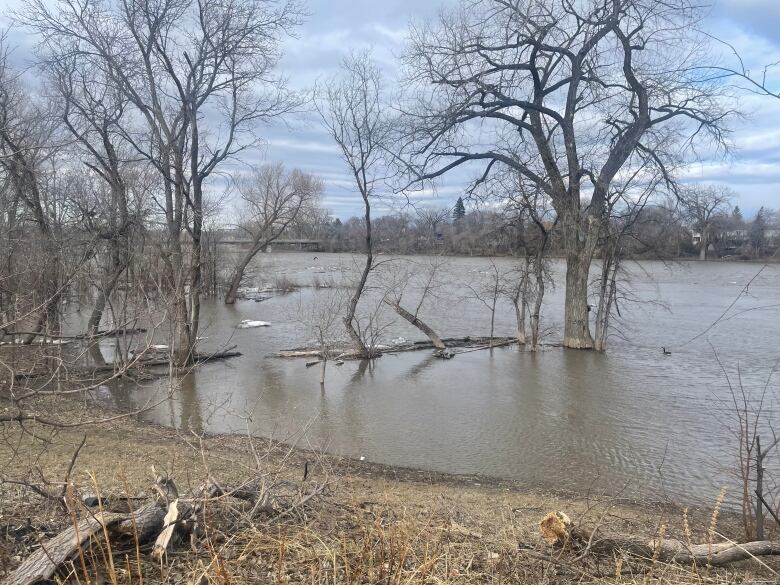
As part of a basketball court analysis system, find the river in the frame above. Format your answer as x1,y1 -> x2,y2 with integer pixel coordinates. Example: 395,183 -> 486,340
86,253 -> 780,506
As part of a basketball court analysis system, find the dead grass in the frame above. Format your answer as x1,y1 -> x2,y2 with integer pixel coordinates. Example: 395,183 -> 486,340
1,396 -> 778,584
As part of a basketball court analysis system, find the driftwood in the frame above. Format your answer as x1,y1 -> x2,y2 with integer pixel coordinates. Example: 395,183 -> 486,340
6,502 -> 165,585
13,349 -> 242,380
8,471 -> 328,583
538,510 -> 780,568
152,499 -> 181,559
275,336 -> 518,359
586,535 -> 780,567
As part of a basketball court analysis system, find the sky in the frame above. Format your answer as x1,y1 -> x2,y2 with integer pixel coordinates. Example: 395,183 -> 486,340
2,0 -> 780,219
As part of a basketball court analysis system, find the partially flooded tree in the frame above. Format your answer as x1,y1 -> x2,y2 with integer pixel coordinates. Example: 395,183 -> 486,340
401,0 -> 731,349
23,0 -> 304,365
679,185 -> 733,261
508,198 -> 555,351
382,256 -> 448,351
0,41 -> 64,342
316,52 -> 389,358
46,55 -> 139,335
224,164 -> 322,304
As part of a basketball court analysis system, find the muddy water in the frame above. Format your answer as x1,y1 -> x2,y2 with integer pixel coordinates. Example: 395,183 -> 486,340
90,254 -> 780,504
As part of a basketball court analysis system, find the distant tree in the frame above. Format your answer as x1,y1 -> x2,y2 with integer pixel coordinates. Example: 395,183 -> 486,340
750,207 -> 767,257
224,164 -> 322,304
452,197 -> 466,222
732,206 -> 743,223
416,207 -> 450,243
679,185 -> 734,260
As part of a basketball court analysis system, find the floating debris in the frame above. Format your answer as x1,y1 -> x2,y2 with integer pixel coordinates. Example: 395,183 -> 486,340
237,320 -> 271,329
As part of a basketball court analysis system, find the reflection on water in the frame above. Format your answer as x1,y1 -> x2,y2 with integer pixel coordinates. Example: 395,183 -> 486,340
84,253 -> 779,505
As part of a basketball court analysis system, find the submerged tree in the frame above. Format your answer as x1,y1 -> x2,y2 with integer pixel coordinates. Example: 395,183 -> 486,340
316,52 -> 389,358
23,0 -> 304,365
224,164 -> 322,304
401,0 -> 731,349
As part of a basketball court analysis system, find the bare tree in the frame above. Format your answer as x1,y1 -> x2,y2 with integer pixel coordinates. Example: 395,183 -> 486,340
224,164 -> 322,304
382,256 -> 447,351
316,52 -> 389,358
22,0 -> 305,366
45,54 -> 140,335
465,260 -> 502,348
400,0 -> 731,349
415,206 -> 450,244
0,40 -> 64,343
679,185 -> 734,261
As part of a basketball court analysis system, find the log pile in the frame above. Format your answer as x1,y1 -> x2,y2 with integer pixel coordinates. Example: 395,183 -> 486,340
6,470 -> 327,585
274,336 -> 519,360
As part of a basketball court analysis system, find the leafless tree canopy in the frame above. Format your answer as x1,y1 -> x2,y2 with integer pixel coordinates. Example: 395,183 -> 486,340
399,0 -> 733,348
224,164 -> 323,304
316,52 -> 390,357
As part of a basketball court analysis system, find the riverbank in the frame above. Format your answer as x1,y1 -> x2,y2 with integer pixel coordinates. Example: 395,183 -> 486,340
2,393 -> 776,584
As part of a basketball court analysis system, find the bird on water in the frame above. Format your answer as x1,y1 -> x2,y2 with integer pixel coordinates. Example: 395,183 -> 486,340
662,347 -> 672,356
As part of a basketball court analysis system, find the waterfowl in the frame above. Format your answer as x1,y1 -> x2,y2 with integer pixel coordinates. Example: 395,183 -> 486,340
662,347 -> 672,356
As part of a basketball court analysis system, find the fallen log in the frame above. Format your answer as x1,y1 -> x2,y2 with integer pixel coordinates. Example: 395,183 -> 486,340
152,499 -> 181,560
538,510 -> 780,568
383,299 -> 446,350
13,348 -> 242,380
580,535 -> 780,567
6,502 -> 165,585
274,336 -> 518,358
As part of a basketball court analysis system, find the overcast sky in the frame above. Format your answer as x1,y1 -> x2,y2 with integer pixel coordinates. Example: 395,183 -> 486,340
3,0 -> 780,219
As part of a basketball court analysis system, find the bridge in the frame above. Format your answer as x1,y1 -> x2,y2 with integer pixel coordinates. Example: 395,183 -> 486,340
217,238 -> 322,252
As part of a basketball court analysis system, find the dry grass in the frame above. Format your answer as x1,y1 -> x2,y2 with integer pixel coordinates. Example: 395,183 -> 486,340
1,396 -> 779,584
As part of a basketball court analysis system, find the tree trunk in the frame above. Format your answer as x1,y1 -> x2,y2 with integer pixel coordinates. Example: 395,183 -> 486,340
87,261 -> 125,335
385,299 -> 445,349
530,270 -> 544,352
343,191 -> 371,358
224,250 -> 256,305
513,296 -> 527,345
699,229 -> 708,260
563,251 -> 593,349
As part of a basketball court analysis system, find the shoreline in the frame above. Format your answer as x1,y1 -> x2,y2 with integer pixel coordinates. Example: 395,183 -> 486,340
0,392 -> 764,583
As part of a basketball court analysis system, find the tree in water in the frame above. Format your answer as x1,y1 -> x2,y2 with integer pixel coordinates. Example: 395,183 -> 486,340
224,165 -> 322,304
316,52 -> 389,358
400,0 -> 732,349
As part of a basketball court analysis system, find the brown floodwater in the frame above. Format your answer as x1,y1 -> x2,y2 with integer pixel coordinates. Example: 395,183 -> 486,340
84,253 -> 779,505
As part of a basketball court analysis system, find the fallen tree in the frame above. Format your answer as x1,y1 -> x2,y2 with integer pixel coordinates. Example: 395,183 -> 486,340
537,510 -> 780,569
383,299 -> 445,350
274,336 -> 519,359
7,471 -> 328,585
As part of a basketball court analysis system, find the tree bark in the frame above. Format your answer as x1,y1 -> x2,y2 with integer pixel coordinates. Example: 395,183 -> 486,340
384,299 -> 445,349
343,190 -> 371,357
562,251 -> 593,349
224,250 -> 257,305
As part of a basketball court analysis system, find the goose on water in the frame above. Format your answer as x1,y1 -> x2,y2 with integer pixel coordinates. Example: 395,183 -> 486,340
662,347 -> 672,356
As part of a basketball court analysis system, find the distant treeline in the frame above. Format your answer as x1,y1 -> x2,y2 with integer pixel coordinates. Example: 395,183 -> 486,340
275,203 -> 780,260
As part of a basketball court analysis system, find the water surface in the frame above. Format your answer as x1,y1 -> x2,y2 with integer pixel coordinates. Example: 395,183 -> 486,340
88,253 -> 780,505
